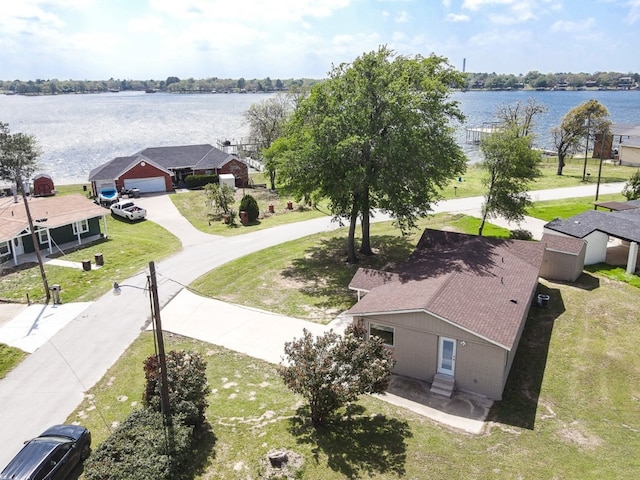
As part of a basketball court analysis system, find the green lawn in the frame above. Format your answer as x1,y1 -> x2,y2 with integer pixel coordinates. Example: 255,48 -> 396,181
0,215 -> 181,304
0,343 -> 27,379
69,271 -> 640,479
190,213 -> 511,322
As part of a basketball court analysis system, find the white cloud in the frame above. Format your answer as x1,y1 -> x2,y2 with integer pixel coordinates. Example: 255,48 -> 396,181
147,0 -> 350,23
551,18 -> 596,33
626,0 -> 640,24
462,0 -> 515,11
396,10 -> 410,22
446,13 -> 470,22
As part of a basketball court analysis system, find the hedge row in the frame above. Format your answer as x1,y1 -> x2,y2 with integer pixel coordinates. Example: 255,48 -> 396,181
184,174 -> 218,189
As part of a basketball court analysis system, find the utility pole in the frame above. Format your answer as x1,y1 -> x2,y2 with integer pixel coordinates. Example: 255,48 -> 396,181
148,261 -> 172,448
582,112 -> 592,182
18,176 -> 50,302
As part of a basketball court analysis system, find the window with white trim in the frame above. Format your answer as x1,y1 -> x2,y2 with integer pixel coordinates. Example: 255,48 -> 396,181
0,241 -> 9,256
369,323 -> 395,347
38,229 -> 49,244
73,219 -> 89,235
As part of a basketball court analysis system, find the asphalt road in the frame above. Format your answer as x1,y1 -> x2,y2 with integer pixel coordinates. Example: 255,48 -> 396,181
0,182 -> 624,466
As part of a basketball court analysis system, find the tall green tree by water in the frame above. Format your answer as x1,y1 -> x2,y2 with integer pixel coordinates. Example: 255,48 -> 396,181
272,46 -> 467,263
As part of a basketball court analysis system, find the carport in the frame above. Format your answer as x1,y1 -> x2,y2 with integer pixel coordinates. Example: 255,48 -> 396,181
544,202 -> 640,274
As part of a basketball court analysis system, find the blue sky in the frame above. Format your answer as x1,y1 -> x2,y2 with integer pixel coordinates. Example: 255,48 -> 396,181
1,0 -> 639,80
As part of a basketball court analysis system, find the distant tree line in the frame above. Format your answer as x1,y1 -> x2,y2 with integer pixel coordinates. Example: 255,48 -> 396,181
465,71 -> 640,90
0,76 -> 322,95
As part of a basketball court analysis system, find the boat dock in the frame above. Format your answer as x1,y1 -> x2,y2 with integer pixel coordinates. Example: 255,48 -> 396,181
216,138 -> 258,156
465,123 -> 501,144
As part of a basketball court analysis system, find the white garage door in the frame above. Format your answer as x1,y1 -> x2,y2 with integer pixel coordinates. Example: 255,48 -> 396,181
124,177 -> 167,193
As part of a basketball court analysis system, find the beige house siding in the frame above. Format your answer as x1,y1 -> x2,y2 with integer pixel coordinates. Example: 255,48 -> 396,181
540,247 -> 585,282
358,311 -> 513,400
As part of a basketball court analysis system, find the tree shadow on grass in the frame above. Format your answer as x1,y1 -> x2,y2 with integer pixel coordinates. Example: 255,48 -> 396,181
281,235 -> 415,313
289,405 -> 411,479
183,422 -> 217,479
488,283 -> 565,429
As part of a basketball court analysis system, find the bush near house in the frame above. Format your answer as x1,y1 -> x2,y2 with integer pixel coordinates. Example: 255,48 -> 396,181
239,194 -> 260,222
279,324 -> 395,427
185,174 -> 218,189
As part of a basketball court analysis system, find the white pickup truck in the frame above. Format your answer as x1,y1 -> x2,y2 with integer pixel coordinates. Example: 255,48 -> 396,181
110,201 -> 147,221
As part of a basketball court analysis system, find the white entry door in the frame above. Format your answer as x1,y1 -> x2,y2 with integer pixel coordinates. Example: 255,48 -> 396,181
13,236 -> 24,256
437,337 -> 457,376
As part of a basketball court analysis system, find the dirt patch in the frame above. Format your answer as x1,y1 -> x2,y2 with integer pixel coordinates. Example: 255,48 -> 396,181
557,422 -> 603,449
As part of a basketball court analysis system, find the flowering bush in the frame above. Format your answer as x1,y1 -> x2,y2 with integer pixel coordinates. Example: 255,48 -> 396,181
143,350 -> 210,426
279,324 -> 395,427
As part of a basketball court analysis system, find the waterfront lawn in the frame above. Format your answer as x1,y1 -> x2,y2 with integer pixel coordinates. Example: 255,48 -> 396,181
0,216 -> 181,304
441,157 -> 635,200
69,274 -> 640,479
190,213 -> 509,322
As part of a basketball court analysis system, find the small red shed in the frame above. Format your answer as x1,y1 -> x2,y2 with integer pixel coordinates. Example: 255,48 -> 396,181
33,174 -> 55,196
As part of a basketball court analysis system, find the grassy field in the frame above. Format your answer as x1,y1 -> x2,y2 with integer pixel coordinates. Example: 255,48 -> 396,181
68,272 -> 640,479
190,213 -> 511,322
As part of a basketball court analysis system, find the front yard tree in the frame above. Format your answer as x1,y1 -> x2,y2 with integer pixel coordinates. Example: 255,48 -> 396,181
0,123 -> 50,301
478,127 -> 542,236
552,99 -> 611,176
275,46 -> 467,263
244,93 -> 294,190
279,324 -> 395,427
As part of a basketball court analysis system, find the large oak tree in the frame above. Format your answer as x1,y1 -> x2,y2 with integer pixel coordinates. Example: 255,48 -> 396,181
271,46 -> 467,263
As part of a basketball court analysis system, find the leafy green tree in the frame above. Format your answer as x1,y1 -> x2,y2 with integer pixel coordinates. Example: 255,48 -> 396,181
237,77 -> 245,90
244,93 -> 294,190
143,350 -> 210,427
279,324 -> 395,427
239,194 -> 259,222
550,100 -> 610,177
204,182 -> 235,218
273,46 -> 467,263
623,170 -> 640,200
478,127 -> 542,236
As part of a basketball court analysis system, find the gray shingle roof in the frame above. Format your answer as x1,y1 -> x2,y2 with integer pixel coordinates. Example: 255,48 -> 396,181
137,144 -> 235,170
544,207 -> 640,243
89,144 -> 238,182
88,156 -> 140,181
347,229 -> 545,350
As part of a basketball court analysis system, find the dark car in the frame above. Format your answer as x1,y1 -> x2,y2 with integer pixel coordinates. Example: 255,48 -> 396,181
0,424 -> 91,480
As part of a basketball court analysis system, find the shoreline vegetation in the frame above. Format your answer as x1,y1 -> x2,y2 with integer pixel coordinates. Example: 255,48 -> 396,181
1,70 -> 638,96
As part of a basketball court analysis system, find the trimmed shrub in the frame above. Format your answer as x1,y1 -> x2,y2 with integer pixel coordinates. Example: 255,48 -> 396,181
143,350 -> 210,426
185,174 -> 218,189
84,409 -> 193,480
239,194 -> 260,222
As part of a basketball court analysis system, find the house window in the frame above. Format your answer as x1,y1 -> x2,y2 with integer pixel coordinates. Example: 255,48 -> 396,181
73,219 -> 89,235
0,241 -> 9,255
370,323 -> 395,347
38,229 -> 49,244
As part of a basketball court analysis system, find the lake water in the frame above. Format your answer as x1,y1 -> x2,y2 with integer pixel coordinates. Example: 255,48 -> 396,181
1,89 -> 639,184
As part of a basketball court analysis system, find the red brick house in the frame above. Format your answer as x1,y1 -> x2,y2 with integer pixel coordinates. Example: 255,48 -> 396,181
88,144 -> 248,195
